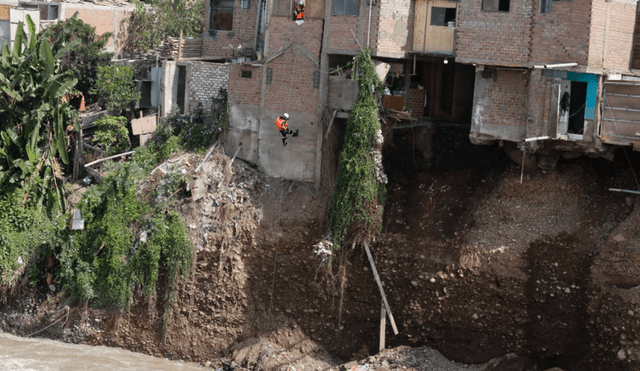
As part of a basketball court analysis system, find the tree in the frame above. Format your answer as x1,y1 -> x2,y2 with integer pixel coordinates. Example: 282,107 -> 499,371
47,14 -> 115,105
124,0 -> 205,54
93,65 -> 141,113
0,14 -> 81,205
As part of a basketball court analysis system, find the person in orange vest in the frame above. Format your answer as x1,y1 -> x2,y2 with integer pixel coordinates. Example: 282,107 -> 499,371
275,113 -> 299,147
293,0 -> 305,21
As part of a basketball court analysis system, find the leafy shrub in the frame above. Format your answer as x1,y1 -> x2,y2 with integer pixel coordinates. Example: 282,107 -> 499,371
123,0 -> 204,54
93,65 -> 141,113
47,14 -> 114,105
93,115 -> 130,156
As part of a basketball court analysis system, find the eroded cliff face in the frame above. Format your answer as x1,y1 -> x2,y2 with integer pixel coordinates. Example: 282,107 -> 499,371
2,133 -> 640,371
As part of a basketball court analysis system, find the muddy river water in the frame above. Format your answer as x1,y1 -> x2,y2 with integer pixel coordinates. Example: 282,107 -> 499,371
0,331 -> 202,371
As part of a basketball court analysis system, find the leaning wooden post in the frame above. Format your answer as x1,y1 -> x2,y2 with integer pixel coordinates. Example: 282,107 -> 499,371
379,301 -> 386,352
363,239 -> 399,335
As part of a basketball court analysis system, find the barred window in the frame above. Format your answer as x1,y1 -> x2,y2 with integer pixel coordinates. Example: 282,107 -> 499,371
333,0 -> 358,16
209,0 -> 234,36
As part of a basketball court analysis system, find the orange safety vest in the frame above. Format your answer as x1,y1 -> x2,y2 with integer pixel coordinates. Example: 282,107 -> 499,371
294,5 -> 305,20
276,116 -> 288,131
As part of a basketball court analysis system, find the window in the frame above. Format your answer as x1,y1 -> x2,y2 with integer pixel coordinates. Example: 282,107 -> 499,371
20,2 -> 59,20
209,0 -> 234,36
241,70 -> 252,78
482,0 -> 510,12
333,0 -> 358,16
430,7 -> 456,26
540,0 -> 551,13
241,0 -> 250,9
313,71 -> 320,88
266,68 -> 273,84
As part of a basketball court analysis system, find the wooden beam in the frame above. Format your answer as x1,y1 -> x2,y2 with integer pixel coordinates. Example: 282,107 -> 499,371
379,301 -> 386,352
84,151 -> 135,168
363,239 -> 399,335
325,108 -> 338,139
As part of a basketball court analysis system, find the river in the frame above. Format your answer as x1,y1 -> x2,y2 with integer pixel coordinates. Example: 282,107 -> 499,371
0,331 -> 204,370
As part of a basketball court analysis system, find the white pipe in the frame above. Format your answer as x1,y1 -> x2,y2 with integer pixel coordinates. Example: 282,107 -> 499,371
367,0 -> 373,47
524,136 -> 549,142
533,63 -> 578,69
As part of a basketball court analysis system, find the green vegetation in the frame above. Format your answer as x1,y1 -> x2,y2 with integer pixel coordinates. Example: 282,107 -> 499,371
93,65 -> 141,113
48,14 -> 114,105
92,116 -> 130,156
327,48 -> 385,261
124,0 -> 205,53
156,89 -> 229,152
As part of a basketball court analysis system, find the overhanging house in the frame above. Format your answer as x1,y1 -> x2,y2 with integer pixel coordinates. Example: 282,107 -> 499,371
456,0 -> 640,167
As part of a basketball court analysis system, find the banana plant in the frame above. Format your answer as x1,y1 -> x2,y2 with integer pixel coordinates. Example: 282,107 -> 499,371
0,14 -> 81,205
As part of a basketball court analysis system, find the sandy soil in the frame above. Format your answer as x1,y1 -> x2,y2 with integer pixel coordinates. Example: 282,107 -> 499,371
2,125 -> 640,371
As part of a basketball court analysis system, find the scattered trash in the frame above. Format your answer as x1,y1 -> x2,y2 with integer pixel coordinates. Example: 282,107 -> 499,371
69,209 -> 85,230
82,176 -> 92,185
313,238 -> 333,264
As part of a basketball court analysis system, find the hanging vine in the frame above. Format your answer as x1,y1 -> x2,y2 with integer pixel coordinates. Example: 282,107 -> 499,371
326,47 -> 386,265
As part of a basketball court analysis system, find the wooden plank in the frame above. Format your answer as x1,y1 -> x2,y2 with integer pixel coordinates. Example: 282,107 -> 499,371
363,239 -> 399,335
603,108 -> 640,123
84,150 -> 135,167
601,120 -> 640,139
379,302 -> 386,352
412,0 -> 427,53
604,94 -> 640,110
604,83 -> 640,95
548,83 -> 560,138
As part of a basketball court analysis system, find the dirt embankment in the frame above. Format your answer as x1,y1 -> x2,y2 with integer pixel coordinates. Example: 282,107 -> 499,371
2,132 -> 640,371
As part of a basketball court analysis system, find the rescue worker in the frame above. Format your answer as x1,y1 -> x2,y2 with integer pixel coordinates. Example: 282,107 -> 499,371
275,113 -> 299,147
293,0 -> 305,21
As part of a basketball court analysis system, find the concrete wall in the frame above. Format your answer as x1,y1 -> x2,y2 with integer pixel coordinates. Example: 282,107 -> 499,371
470,68 -> 528,143
456,0 -> 532,65
202,0 -> 258,58
588,0 -> 637,73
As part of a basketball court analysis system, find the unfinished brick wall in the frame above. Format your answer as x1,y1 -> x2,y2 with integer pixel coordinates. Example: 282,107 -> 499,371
326,14 -> 363,53
407,88 -> 425,117
228,63 -> 263,106
62,6 -> 132,52
529,0 -> 591,66
188,62 -> 229,109
264,47 -> 320,113
592,0 -> 636,72
526,69 -> 552,137
456,0 -> 532,65
473,68 -> 528,135
202,0 -> 258,58
376,0 -> 413,57
266,17 -> 323,56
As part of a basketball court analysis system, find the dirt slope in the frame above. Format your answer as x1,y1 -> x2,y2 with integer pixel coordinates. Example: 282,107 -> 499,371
2,136 -> 640,371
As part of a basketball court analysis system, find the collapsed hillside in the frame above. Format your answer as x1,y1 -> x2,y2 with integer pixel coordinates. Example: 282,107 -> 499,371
1,126 -> 640,371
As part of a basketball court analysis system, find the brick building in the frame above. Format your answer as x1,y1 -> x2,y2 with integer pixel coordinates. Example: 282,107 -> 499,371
458,0 -> 640,166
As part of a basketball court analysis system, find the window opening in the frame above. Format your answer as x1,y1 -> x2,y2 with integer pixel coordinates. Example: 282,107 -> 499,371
430,7 -> 456,26
333,0 -> 358,16
209,0 -> 234,36
540,0 -> 552,13
241,0 -> 250,9
483,0 -> 509,12
266,68 -> 273,84
241,70 -> 252,78
313,71 -> 320,88
177,66 -> 187,114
